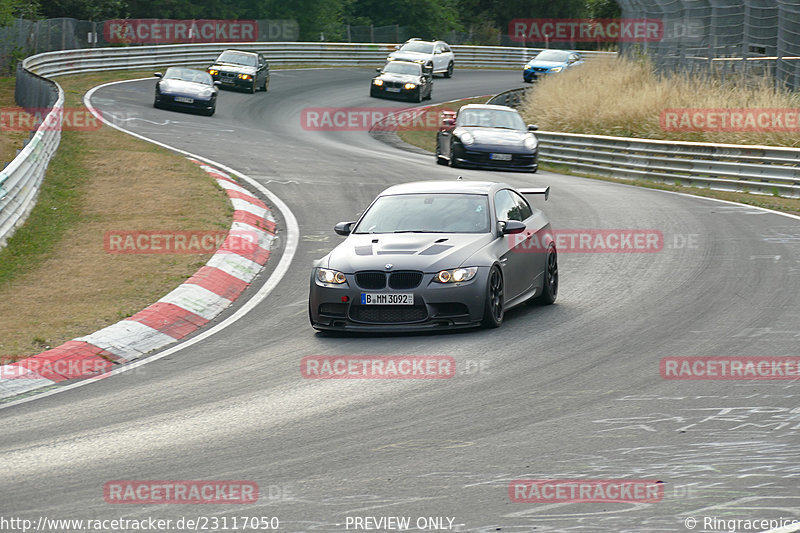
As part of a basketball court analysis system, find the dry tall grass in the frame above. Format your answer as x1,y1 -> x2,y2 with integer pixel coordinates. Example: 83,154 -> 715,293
522,56 -> 800,147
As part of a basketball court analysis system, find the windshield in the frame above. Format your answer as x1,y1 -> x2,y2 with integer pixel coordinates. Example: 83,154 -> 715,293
216,51 -> 257,67
533,50 -> 570,63
456,108 -> 527,130
163,67 -> 213,85
383,62 -> 421,76
399,42 -> 434,54
354,193 -> 490,234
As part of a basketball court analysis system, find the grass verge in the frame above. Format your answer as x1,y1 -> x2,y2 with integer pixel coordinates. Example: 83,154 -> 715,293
0,70 -> 232,359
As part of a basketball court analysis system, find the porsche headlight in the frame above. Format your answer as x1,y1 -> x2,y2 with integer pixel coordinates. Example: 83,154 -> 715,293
373,79 -> 384,86
550,66 -> 563,73
459,132 -> 475,145
404,83 -> 417,90
434,267 -> 478,283
387,56 -> 395,61
413,59 -> 425,63
317,268 -> 347,284
523,136 -> 538,150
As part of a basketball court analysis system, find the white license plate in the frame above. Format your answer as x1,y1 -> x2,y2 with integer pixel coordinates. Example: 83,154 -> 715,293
490,153 -> 512,161
361,293 -> 414,305
386,87 -> 401,92
174,96 -> 194,103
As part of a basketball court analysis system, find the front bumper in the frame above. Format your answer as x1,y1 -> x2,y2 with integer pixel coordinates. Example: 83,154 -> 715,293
154,93 -> 215,112
370,84 -> 420,101
209,71 -> 255,91
453,144 -> 538,172
309,269 -> 489,332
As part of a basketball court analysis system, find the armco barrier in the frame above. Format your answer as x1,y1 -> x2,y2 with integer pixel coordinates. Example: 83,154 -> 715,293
489,87 -> 800,198
0,63 -> 62,248
24,42 -> 615,78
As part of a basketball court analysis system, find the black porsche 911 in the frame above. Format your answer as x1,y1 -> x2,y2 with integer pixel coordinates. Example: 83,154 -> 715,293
309,180 -> 557,332
436,104 -> 539,172
153,67 -> 219,116
370,61 -> 433,102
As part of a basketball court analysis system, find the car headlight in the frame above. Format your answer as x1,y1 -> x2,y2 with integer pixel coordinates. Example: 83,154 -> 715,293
550,66 -> 563,73
434,267 -> 478,284
373,79 -> 384,86
404,83 -> 417,90
208,69 -> 218,75
459,132 -> 475,145
524,136 -> 538,150
238,74 -> 252,80
317,268 -> 347,284
413,59 -> 425,63
386,56 -> 395,61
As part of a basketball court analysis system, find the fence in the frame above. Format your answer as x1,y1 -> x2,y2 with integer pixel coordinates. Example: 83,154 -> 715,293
617,0 -> 800,91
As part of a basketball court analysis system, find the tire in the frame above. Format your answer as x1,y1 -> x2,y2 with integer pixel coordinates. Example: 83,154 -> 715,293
532,245 -> 558,305
205,105 -> 215,117
262,76 -> 269,92
436,138 -> 448,165
449,140 -> 460,168
415,89 -> 423,103
249,80 -> 256,94
444,62 -> 454,78
481,266 -> 504,328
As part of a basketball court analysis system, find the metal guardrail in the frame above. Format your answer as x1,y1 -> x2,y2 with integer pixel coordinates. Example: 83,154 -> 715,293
25,42 -> 616,78
0,62 -> 62,248
536,132 -> 800,198
490,87 -> 800,198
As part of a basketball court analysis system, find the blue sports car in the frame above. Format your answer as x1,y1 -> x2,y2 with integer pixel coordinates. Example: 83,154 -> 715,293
523,50 -> 583,83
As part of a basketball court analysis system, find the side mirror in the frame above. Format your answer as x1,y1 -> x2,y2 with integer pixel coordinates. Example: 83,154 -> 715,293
442,118 -> 455,127
154,72 -> 163,78
501,220 -> 526,235
334,221 -> 356,236
527,124 -> 538,131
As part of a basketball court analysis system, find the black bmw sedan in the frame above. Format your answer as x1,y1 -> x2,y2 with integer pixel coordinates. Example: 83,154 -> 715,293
370,61 -> 433,102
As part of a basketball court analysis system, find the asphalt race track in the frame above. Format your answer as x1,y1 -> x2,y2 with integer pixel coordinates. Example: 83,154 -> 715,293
1,68 -> 799,532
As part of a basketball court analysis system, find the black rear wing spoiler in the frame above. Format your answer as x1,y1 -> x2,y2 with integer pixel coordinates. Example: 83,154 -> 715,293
518,186 -> 550,201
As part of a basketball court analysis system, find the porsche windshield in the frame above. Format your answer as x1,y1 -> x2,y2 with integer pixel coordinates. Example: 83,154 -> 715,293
354,193 -> 490,234
163,67 -> 213,85
456,108 -> 527,130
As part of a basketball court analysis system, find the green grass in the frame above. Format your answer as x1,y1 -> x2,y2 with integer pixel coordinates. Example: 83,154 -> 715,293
0,130 -> 88,289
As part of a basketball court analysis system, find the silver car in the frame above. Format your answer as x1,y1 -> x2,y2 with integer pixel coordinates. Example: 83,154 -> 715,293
309,180 -> 557,332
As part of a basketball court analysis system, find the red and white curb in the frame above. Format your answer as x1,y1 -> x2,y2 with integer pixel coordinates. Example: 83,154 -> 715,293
0,159 -> 275,400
